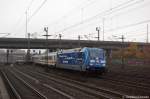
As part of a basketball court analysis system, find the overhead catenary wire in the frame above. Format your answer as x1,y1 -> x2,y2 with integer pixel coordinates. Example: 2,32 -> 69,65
28,0 -> 47,23
108,0 -> 150,19
56,0 -> 148,41
54,0 -> 150,36
11,0 -> 149,42
12,0 -> 48,38
46,0 -> 98,27
12,0 -> 35,36
54,0 -> 144,34
75,22 -> 149,41
27,0 -> 35,11
106,19 -> 150,32
61,19 -> 150,40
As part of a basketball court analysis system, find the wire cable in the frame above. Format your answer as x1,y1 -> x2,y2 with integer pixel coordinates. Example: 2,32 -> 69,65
12,0 -> 35,36
27,0 -> 35,11
55,0 -> 144,34
105,19 -> 150,32
46,0 -> 97,27
28,0 -> 47,22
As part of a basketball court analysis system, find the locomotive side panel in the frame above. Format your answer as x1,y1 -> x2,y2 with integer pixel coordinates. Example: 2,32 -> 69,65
56,52 -> 84,71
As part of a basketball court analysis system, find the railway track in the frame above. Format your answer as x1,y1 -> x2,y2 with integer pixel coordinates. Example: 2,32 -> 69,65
13,66 -> 125,99
15,65 -> 150,96
100,72 -> 150,93
104,72 -> 150,84
101,76 -> 150,91
19,64 -> 150,94
8,68 -> 75,99
10,67 -> 97,99
43,70 -> 150,95
0,69 -> 47,99
27,69 -> 150,95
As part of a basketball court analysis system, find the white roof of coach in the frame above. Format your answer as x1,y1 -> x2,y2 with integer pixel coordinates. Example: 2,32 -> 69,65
59,48 -> 82,53
48,52 -> 57,56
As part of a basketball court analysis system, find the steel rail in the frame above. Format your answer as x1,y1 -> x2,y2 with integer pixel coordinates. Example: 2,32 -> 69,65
8,69 -> 48,99
102,77 -> 150,91
1,71 -> 21,99
12,68 -> 75,99
14,68 -> 124,99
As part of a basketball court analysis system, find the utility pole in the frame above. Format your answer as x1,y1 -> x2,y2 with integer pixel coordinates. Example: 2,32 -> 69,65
25,10 -> 30,63
147,24 -> 149,43
103,18 -> 105,41
58,34 -> 62,50
6,49 -> 9,64
10,50 -> 13,64
78,35 -> 81,40
26,33 -> 31,63
96,27 -> 100,41
59,34 -> 62,40
27,33 -> 31,51
121,35 -> 125,69
78,35 -> 81,47
25,11 -> 28,38
43,27 -> 51,70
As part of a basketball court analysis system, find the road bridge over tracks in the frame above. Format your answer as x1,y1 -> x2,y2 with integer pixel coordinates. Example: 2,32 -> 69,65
0,38 -> 149,50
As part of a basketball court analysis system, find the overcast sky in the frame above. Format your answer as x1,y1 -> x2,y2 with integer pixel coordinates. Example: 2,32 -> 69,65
0,0 -> 150,42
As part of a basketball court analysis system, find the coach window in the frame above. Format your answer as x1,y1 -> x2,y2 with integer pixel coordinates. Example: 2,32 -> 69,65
78,52 -> 83,58
48,56 -> 52,60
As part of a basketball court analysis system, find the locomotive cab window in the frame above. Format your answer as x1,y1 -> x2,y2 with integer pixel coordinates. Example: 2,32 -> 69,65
78,52 -> 83,58
89,49 -> 103,59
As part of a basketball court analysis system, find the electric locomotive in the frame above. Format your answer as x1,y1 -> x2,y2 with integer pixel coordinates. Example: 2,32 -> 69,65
32,47 -> 106,73
56,47 -> 106,72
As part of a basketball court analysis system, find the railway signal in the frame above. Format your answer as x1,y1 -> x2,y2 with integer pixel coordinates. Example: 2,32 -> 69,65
96,27 -> 100,41
43,27 -> 52,71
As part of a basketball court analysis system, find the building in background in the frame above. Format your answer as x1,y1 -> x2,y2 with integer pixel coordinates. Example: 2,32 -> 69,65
0,49 -> 26,63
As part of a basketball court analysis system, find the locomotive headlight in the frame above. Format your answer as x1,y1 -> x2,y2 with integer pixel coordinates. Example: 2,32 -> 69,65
102,64 -> 105,66
90,60 -> 95,63
96,60 -> 99,63
86,65 -> 90,68
101,60 -> 105,64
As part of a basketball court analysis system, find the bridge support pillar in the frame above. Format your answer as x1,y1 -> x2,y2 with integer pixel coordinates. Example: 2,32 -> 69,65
25,50 -> 31,63
6,49 -> 9,64
105,49 -> 112,67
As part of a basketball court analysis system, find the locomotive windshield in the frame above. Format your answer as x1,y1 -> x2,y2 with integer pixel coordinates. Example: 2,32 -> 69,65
89,48 -> 104,59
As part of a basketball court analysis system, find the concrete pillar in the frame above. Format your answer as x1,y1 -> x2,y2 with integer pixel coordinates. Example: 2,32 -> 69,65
105,49 -> 112,66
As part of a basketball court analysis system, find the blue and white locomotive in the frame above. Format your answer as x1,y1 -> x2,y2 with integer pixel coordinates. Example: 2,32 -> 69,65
32,47 -> 106,73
